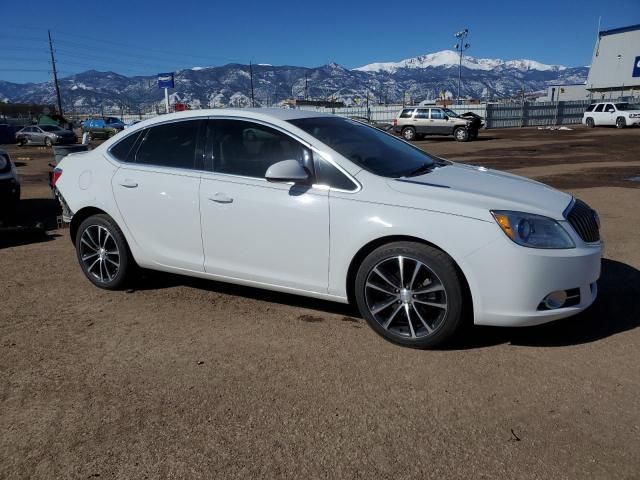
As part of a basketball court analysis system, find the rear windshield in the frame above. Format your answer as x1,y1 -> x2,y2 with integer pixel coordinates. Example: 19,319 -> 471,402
289,116 -> 438,178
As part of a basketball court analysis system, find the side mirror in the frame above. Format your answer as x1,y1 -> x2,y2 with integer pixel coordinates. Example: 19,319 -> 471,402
265,159 -> 310,184
443,115 -> 449,120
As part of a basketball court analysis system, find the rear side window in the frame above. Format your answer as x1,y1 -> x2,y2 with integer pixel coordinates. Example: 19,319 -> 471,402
430,109 -> 445,119
415,109 -> 429,119
594,104 -> 604,112
399,109 -> 415,118
109,131 -> 141,162
135,120 -> 203,169
585,104 -> 595,112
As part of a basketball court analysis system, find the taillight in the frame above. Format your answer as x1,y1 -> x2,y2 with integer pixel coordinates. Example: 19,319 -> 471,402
393,119 -> 397,126
52,168 -> 63,186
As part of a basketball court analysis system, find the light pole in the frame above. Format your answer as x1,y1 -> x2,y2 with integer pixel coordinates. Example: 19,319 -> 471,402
454,29 -> 470,104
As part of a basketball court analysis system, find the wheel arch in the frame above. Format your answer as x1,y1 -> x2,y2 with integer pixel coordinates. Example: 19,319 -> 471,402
345,235 -> 473,317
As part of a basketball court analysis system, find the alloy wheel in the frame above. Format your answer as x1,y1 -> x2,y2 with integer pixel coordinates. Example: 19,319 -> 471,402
79,225 -> 120,283
364,255 -> 448,339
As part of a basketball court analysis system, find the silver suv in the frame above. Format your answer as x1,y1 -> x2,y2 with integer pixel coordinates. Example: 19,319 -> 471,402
393,107 -> 481,142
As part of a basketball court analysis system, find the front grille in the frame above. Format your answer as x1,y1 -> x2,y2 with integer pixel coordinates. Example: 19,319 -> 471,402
566,199 -> 600,243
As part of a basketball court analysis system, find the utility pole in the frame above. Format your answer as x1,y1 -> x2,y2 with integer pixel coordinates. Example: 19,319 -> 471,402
48,30 -> 63,116
249,61 -> 255,107
454,29 -> 470,105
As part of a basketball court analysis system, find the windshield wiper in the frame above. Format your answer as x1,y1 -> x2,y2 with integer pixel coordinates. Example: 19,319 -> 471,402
402,163 -> 435,178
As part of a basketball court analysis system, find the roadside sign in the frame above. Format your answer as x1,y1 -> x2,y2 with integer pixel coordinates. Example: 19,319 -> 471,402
158,72 -> 175,89
633,57 -> 640,78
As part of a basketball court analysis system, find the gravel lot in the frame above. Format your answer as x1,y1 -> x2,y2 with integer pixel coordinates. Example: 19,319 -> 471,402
1,126 -> 639,479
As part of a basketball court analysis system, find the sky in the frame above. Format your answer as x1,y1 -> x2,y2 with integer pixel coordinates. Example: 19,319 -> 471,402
1,0 -> 639,84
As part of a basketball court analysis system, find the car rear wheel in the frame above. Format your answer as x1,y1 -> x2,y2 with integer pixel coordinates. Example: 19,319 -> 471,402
354,242 -> 464,349
586,117 -> 595,128
454,127 -> 469,142
616,117 -> 626,128
402,127 -> 416,141
75,214 -> 132,290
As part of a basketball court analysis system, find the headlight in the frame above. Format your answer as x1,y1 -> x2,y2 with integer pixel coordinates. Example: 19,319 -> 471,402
491,210 -> 575,249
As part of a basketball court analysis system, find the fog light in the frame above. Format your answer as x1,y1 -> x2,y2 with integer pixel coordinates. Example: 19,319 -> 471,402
543,290 -> 568,310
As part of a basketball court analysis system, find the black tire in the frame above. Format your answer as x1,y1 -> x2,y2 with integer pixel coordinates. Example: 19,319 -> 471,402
354,242 -> 464,349
586,117 -> 595,128
75,214 -> 132,290
616,117 -> 626,129
44,137 -> 52,147
469,130 -> 478,140
454,127 -> 469,142
18,138 -> 26,146
402,126 -> 416,141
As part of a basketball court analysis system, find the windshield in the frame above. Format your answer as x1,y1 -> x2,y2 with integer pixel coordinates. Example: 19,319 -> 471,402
441,108 -> 460,118
615,103 -> 640,111
40,125 -> 63,132
288,116 -> 438,178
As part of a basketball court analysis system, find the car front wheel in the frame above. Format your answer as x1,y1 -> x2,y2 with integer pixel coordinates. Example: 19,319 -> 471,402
454,127 -> 469,142
75,214 -> 131,289
354,242 -> 464,349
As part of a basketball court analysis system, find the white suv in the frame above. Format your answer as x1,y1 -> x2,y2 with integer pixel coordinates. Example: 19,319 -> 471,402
54,109 -> 602,349
583,102 -> 640,128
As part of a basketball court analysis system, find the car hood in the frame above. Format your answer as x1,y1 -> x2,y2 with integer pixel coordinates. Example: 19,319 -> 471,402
386,163 -> 572,221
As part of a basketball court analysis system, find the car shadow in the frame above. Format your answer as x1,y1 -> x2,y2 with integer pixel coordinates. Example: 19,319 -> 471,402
419,135 -> 499,143
0,198 -> 62,249
130,258 -> 638,349
449,258 -> 640,349
133,270 -> 357,317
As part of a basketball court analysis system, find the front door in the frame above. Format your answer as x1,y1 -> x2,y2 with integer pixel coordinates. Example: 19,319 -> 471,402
111,119 -> 206,272
603,104 -> 617,125
430,108 -> 452,134
199,119 -> 330,293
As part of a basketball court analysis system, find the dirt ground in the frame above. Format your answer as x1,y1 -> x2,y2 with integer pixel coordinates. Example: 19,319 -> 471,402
1,126 -> 639,479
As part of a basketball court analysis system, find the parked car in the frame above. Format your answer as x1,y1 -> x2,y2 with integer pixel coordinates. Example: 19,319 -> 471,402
15,125 -> 77,147
583,102 -> 640,128
0,149 -> 20,222
53,109 -> 601,349
393,107 -> 482,141
124,120 -> 142,129
82,117 -> 126,139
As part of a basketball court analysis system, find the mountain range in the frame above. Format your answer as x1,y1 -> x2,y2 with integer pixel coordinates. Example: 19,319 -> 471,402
0,50 -> 588,112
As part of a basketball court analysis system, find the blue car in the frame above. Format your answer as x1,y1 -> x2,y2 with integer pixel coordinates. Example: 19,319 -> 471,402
82,117 -> 125,139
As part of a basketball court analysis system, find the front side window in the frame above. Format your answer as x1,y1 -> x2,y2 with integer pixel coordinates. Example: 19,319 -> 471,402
135,120 -> 202,169
604,104 -> 615,112
209,120 -> 306,179
289,116 -> 438,178
430,109 -> 445,120
594,104 -> 604,112
314,156 -> 357,191
442,108 -> 460,118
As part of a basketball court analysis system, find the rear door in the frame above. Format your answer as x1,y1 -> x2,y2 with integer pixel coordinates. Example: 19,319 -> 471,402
592,104 -> 604,125
111,119 -> 206,271
414,109 -> 431,134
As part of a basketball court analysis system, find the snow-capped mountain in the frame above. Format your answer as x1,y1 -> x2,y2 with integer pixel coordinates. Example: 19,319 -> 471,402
0,50 -> 587,112
355,50 -> 567,73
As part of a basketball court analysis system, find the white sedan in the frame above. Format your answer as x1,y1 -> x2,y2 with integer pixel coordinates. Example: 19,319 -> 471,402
53,109 -> 602,348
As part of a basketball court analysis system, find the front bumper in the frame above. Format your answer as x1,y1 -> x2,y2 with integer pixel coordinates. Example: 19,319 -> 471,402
464,231 -> 602,327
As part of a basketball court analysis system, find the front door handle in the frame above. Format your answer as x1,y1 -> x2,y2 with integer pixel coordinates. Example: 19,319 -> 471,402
119,179 -> 138,188
209,193 -> 233,204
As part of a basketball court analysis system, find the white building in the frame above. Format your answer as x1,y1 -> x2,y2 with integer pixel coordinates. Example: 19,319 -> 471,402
586,24 -> 640,99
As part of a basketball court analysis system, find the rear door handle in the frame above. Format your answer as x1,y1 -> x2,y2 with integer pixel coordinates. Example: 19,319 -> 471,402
119,179 -> 138,188
209,193 -> 233,204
